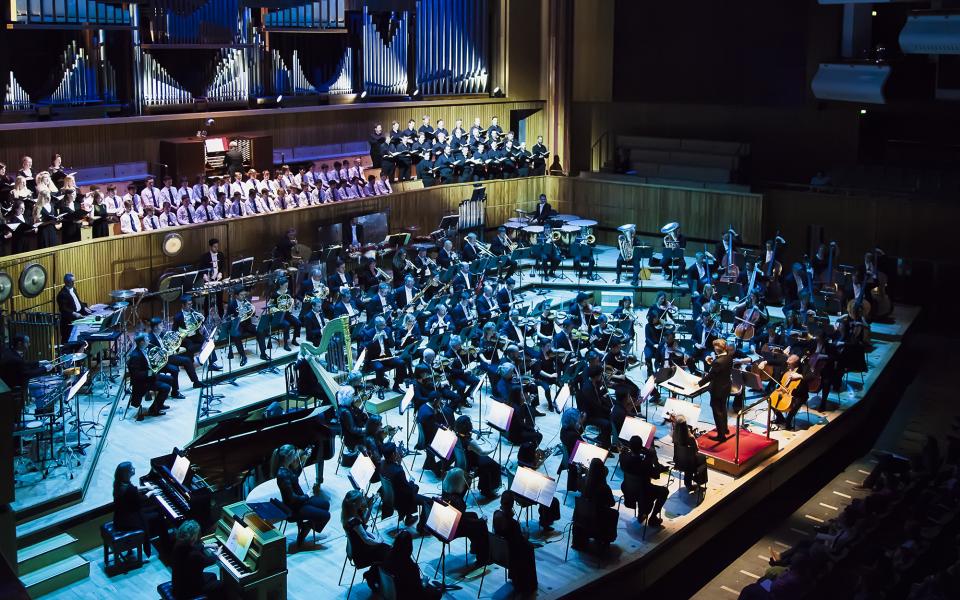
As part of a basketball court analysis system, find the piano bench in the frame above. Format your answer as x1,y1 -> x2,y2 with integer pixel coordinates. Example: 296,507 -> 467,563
100,522 -> 145,573
157,581 -> 207,600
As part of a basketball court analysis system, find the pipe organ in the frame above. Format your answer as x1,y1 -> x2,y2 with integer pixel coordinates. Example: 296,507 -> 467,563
362,6 -> 409,96
0,0 -> 491,119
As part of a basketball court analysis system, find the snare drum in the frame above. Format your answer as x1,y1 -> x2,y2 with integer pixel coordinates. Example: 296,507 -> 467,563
522,225 -> 544,245
568,219 -> 598,238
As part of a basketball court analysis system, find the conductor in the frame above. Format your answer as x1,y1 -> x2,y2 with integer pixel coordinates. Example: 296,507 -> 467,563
697,339 -> 734,442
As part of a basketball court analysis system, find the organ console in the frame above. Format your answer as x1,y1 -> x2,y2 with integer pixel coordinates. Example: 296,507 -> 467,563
140,448 -> 215,531
203,501 -> 288,600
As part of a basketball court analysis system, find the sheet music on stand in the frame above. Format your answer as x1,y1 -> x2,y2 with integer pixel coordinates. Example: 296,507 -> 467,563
554,384 -> 572,412
225,520 -> 254,562
485,399 -> 514,432
400,385 -> 415,413
663,397 -> 701,426
199,338 -> 216,365
662,368 -> 709,398
619,416 -> 657,448
426,500 -> 462,542
67,370 -> 88,401
570,440 -> 608,468
510,466 -> 558,507
430,427 -> 458,461
171,454 -> 191,484
349,454 -> 376,491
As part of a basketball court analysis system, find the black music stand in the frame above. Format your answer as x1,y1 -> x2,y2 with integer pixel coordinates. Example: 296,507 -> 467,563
570,242 -> 594,289
510,246 -> 535,294
230,257 -> 254,279
661,248 -> 685,290
635,244 -> 654,297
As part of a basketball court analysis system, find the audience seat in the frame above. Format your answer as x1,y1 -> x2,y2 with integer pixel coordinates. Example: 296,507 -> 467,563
273,142 -> 372,168
75,161 -> 154,187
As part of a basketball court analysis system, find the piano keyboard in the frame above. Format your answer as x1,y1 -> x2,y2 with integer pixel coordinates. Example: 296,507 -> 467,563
153,489 -> 186,520
215,542 -> 252,580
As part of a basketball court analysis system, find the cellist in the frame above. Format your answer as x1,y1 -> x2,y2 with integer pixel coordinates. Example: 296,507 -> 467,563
759,354 -> 814,431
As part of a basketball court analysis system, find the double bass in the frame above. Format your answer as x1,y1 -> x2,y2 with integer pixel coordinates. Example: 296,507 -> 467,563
763,234 -> 785,304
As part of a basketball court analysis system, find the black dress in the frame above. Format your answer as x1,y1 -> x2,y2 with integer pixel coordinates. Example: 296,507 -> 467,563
36,204 -> 59,249
92,203 -> 110,238
276,466 -> 331,535
171,542 -> 221,600
493,508 -> 538,594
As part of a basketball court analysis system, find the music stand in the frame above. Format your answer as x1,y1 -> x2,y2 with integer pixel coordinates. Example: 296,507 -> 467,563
661,248 -> 685,290
511,246 -> 535,293
196,339 -> 221,421
230,257 -> 254,279
636,244 -> 654,297
416,499 -> 463,592
485,399 -> 515,463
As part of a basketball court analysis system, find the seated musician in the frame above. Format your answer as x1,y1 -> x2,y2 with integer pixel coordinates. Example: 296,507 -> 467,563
575,366 -> 615,450
272,444 -> 331,547
571,458 -> 618,553
299,267 -> 327,315
609,384 -> 636,439
327,260 -> 354,291
662,332 -> 693,372
0,335 -> 53,403
558,408 -> 586,490
128,333 -> 171,421
497,363 -> 544,446
604,339 -> 637,392
425,303 -> 452,336
337,383 -> 368,453
692,310 -> 719,367
437,239 -> 456,270
536,224 -> 561,279
497,277 -> 517,314
360,316 -> 406,392
476,284 -> 497,322
571,292 -> 595,332
449,290 -> 474,331
809,331 -> 840,411
393,312 -> 421,366
783,262 -> 812,310
571,235 -> 597,280
493,492 -> 539,595
174,295 -> 221,371
329,286 -> 355,320
302,299 -> 326,345
393,274 -> 419,311
476,322 -> 502,377
490,227 -> 518,277
759,354 -> 815,431
341,490 -> 390,590
552,317 -> 577,356
415,379 -> 455,477
437,468 -> 490,564
267,275 -> 300,350
500,309 -> 527,345
172,520 -> 224,600
113,461 -> 161,559
591,314 -> 614,350
672,415 -> 708,490
619,436 -> 669,527
643,310 -> 665,377
443,335 -> 480,408
380,442 -> 431,527
453,415 -> 502,498
365,282 -> 393,322
530,339 -> 560,412
733,291 -> 767,348
686,252 -> 711,296
461,232 -> 481,263
146,318 -> 197,393
691,283 -> 716,322
413,247 -> 435,283
224,289 -> 268,365
56,273 -> 92,341
452,262 -> 473,294
380,531 -> 442,599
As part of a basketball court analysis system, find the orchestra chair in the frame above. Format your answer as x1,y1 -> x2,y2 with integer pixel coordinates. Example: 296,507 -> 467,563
372,477 -> 402,534
378,569 -> 399,600
100,522 -> 145,574
618,476 -> 648,541
564,495 -> 625,561
157,581 -> 205,600
338,537 -> 378,600
268,497 -> 315,545
476,533 -> 510,598
283,362 -> 312,410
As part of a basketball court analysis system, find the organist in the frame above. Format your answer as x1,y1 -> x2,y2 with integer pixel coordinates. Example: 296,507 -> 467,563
174,520 -> 224,600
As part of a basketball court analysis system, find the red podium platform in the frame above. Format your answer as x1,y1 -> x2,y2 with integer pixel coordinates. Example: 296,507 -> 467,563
698,428 -> 779,477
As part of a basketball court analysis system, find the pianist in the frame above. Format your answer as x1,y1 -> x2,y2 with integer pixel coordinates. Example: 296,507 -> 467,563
172,520 -> 224,600
113,461 -> 161,559
272,444 -> 331,548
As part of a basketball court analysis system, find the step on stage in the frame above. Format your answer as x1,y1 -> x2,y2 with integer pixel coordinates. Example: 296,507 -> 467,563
15,249 -> 919,600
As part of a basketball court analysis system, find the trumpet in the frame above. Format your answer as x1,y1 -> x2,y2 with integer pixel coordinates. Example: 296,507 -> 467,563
375,267 -> 393,283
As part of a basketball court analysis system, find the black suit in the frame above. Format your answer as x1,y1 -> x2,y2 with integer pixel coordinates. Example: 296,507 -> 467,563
56,286 -> 87,341
0,347 -> 47,391
127,347 -> 170,413
698,352 -> 733,437
533,202 -> 553,223
224,148 -> 244,175
575,380 -> 613,448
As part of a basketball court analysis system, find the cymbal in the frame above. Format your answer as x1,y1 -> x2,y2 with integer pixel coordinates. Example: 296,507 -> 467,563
660,221 -> 680,234
0,272 -> 12,303
111,301 -> 130,309
514,209 -> 529,215
110,289 -> 135,299
19,263 -> 47,298
61,352 -> 87,363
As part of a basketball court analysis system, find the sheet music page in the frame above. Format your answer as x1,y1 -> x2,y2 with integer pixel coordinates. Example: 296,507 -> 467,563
619,416 -> 657,448
511,466 -> 559,507
400,385 -> 415,413
171,454 -> 191,484
426,501 -> 461,542
666,368 -> 708,394
430,428 -> 458,460
554,384 -> 572,411
571,440 -> 608,467
350,454 -> 376,490
225,521 -> 254,562
486,400 -> 514,431
663,397 -> 701,426
7,222 -> 20,231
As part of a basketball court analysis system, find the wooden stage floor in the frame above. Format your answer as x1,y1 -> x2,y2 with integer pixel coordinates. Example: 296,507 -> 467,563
22,247 -> 919,599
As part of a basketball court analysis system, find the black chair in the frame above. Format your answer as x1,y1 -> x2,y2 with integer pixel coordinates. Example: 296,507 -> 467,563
269,497 -> 314,544
100,522 -> 145,574
373,477 -> 402,533
338,537 -> 377,600
477,533 -> 510,598
619,473 -> 649,541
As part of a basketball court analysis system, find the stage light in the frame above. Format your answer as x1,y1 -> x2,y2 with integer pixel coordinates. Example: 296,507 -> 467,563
276,95 -> 283,107
871,10 -> 877,17
860,109 -> 868,115
359,90 -> 368,99
205,118 -> 215,127
490,87 -> 505,98
411,88 -> 421,98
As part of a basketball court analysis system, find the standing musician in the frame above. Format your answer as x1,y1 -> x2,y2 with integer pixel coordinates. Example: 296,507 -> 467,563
198,238 -> 227,312
147,317 -> 199,393
575,365 -> 615,450
443,335 -> 480,408
224,288 -> 268,365
697,339 -> 735,442
127,333 -> 171,421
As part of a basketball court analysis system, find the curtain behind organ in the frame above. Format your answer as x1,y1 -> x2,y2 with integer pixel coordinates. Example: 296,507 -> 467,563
416,0 -> 489,95
268,32 -> 350,93
2,30 -> 82,101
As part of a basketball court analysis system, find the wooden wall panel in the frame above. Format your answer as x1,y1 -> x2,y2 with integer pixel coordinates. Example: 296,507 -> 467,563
0,99 -> 546,173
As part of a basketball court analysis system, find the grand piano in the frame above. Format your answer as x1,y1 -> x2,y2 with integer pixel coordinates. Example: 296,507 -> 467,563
140,448 -> 215,532
203,502 -> 287,600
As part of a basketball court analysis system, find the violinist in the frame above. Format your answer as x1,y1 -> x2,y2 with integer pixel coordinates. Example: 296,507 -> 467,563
553,317 -> 577,355
643,310 -> 666,377
444,335 -> 480,408
531,340 -> 560,410
686,252 -> 711,295
571,292 -> 595,332
575,365 -> 615,450
453,416 -> 502,498
759,354 -> 814,431
620,435 -> 669,528
611,297 -> 637,342
692,309 -> 719,367
610,383 -> 639,436
691,283 -> 716,322
413,362 -> 455,416
380,443 -> 431,528
672,415 -> 708,490
360,415 -> 387,482
663,331 -> 693,370
500,309 -> 528,346
497,363 -> 543,446
476,322 -> 503,377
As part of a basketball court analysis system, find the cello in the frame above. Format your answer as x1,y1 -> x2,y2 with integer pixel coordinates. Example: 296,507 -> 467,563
734,267 -> 762,340
769,372 -> 802,413
763,234 -> 785,305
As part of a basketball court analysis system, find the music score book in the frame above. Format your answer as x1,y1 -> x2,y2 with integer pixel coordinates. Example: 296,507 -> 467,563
349,454 -> 376,491
485,399 -> 514,432
425,500 -> 462,543
663,397 -> 701,427
662,368 -> 709,398
171,454 -> 191,484
225,520 -> 254,562
510,466 -> 558,507
619,416 -> 657,449
199,338 -> 216,365
570,440 -> 608,468
400,384 -> 415,414
554,384 -> 572,412
430,427 -> 458,461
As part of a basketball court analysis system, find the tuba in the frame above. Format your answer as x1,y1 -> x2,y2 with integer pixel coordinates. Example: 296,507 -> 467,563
617,224 -> 635,262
